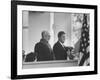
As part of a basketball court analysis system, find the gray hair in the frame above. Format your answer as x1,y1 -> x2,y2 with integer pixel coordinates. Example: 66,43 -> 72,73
41,31 -> 49,38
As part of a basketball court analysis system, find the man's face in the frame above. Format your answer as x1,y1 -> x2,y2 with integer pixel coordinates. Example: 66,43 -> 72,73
59,34 -> 66,43
44,32 -> 50,42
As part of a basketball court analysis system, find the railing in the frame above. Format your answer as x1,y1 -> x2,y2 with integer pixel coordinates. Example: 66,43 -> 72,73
22,60 -> 78,69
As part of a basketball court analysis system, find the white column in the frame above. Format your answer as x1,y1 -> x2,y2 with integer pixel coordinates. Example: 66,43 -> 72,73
64,13 -> 72,47
22,11 -> 29,54
49,12 -> 54,48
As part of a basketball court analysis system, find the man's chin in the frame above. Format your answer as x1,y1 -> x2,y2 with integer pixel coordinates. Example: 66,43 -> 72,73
62,41 -> 65,43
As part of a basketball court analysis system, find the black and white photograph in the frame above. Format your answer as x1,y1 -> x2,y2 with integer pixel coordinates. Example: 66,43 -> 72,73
22,11 -> 90,68
11,1 -> 97,79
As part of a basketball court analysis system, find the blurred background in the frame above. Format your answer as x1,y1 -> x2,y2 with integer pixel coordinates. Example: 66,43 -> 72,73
22,11 -> 87,55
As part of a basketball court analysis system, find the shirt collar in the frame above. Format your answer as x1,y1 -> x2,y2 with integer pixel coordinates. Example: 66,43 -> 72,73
59,41 -> 64,47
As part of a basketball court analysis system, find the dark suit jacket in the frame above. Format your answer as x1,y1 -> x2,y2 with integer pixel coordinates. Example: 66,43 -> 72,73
34,39 -> 55,61
53,41 -> 67,60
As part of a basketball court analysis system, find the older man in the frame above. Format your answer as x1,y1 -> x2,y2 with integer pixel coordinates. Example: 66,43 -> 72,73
34,31 -> 55,61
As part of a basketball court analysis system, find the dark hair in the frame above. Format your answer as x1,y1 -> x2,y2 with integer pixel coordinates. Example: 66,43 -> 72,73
58,31 -> 65,38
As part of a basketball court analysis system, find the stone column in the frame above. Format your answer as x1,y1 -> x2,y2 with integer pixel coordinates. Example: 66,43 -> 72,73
22,11 -> 29,54
49,12 -> 54,48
